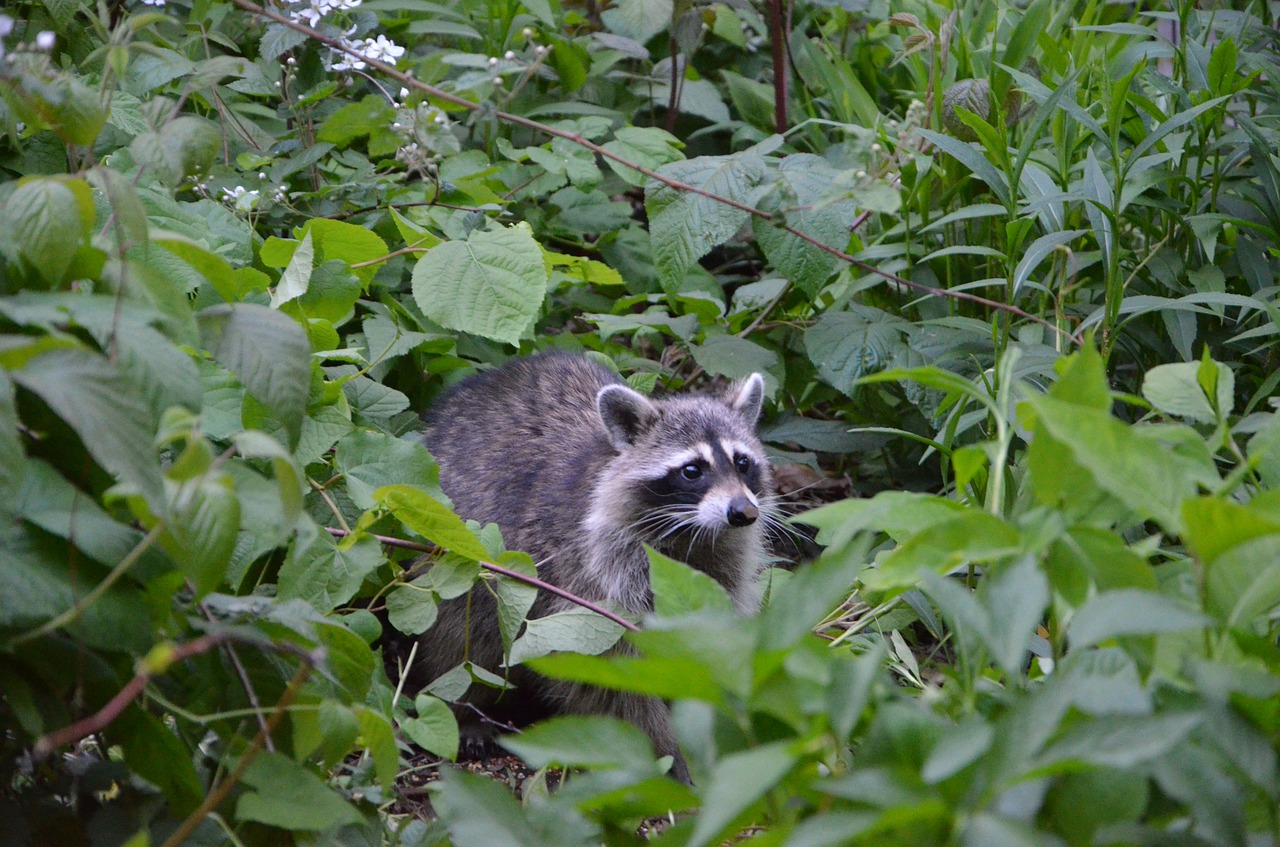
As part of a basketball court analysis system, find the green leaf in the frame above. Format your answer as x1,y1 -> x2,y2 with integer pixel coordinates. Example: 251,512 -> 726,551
754,154 -> 861,295
615,0 -> 673,44
1011,229 -> 1086,297
1142,360 -> 1232,423
0,177 -> 91,286
1025,395 -> 1219,533
1039,712 -> 1201,769
316,95 -> 397,146
863,511 -> 1022,593
197,304 -> 311,448
804,306 -> 907,395
529,652 -> 724,704
922,718 -> 995,784
0,373 -> 25,519
299,218 -> 389,286
412,223 -> 548,345
432,768 -> 549,847
501,716 -> 660,772
402,694 -> 459,760
648,546 -> 736,616
507,608 -> 627,665
386,581 -> 439,635
236,752 -> 362,830
279,528 -> 384,612
689,742 -> 796,847
355,707 -> 400,790
646,146 -> 769,294
334,430 -> 437,510
799,492 -> 966,549
1068,590 -> 1211,650
130,116 -> 220,186
917,129 -> 1009,204
375,483 -> 489,561
160,470 -> 240,597
12,348 -> 162,502
601,126 -> 685,187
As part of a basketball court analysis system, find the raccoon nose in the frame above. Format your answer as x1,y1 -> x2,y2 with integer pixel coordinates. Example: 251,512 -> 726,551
727,496 -> 758,527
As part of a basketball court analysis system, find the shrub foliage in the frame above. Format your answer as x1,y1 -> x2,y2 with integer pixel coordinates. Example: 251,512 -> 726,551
1,0 -> 1279,844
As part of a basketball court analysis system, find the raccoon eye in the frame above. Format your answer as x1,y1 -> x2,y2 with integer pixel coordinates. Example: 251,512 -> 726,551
680,463 -> 703,481
735,455 -> 751,474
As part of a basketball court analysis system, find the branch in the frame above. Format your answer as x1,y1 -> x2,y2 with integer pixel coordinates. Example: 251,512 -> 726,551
325,527 -> 641,632
226,0 -> 1082,347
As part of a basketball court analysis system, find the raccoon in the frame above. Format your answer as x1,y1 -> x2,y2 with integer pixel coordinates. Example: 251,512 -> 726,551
409,352 -> 775,782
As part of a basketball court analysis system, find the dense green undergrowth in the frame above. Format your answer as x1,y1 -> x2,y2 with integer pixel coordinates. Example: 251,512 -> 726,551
1,0 -> 1279,844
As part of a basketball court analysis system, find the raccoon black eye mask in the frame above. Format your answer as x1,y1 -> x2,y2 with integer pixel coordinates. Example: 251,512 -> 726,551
408,351 -> 776,783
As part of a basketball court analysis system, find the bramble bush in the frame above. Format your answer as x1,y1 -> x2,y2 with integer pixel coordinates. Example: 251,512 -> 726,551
1,0 -> 1279,844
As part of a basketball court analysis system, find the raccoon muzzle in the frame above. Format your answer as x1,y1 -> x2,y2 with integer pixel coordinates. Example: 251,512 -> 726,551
727,495 -> 759,527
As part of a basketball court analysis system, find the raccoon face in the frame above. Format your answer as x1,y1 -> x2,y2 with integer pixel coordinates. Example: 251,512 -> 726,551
596,375 -> 771,540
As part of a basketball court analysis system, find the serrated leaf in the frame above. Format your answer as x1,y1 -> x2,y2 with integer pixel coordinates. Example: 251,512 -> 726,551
0,177 -> 89,285
602,126 -> 685,186
646,148 -> 769,294
334,431 -> 437,509
615,0 -> 673,43
690,335 -> 778,384
753,154 -> 860,295
804,307 -> 907,395
198,304 -> 311,447
161,471 -> 240,597
412,224 -> 547,345
271,230 -> 314,309
279,529 -> 384,612
299,218 -> 389,286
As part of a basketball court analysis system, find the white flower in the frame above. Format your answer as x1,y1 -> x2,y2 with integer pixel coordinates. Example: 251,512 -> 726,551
222,185 -> 261,211
0,16 -> 14,37
138,0 -> 165,7
35,31 -> 55,50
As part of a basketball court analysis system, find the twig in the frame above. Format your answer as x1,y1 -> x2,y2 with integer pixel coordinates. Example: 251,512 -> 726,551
324,527 -> 640,632
225,0 -> 1082,348
200,603 -> 274,751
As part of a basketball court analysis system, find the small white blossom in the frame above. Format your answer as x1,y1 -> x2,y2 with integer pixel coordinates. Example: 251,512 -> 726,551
0,16 -> 14,37
138,0 -> 165,6
222,186 -> 261,212
521,27 -> 533,38
503,50 -> 515,60
35,31 -> 55,50
399,87 -> 409,99
492,76 -> 503,86
487,56 -> 498,67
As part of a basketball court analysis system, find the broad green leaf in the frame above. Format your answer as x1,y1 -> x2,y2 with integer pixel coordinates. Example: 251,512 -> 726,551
402,694 -> 459,760
1142,359 -> 1233,423
12,348 -> 163,502
501,716 -> 660,772
864,511 -> 1022,593
507,608 -> 627,665
432,768 -> 548,847
689,742 -> 796,847
386,580 -> 439,635
804,306 -> 907,395
375,484 -> 489,561
412,223 -> 548,345
615,0 -> 673,45
980,555 -> 1049,676
160,470 -> 240,597
130,116 -> 219,186
0,59 -> 106,145
299,218 -> 389,286
922,719 -> 995,784
601,126 -> 685,187
646,146 -> 770,294
355,707 -> 399,790
1068,590 -> 1211,650
648,546 -> 735,617
529,652 -> 724,703
1045,767 -> 1150,843
1026,395 -> 1218,533
236,752 -> 362,830
197,304 -> 311,448
334,430 -> 437,509
754,154 -> 863,295
279,529 -> 384,612
0,177 -> 90,286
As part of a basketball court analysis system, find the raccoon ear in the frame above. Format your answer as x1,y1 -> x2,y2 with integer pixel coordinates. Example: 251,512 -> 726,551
597,385 -> 660,450
729,373 -> 765,423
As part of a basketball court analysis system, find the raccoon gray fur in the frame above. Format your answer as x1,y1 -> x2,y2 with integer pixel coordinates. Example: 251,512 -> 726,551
412,351 -> 775,782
